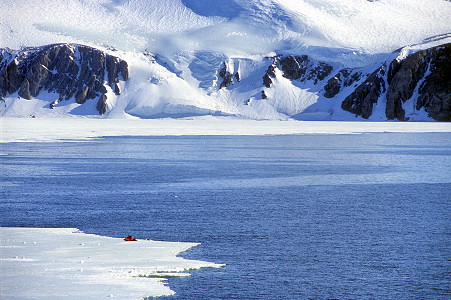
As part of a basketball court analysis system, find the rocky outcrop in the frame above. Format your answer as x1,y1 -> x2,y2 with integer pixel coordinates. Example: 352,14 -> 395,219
324,69 -> 362,98
0,43 -> 129,114
416,45 -> 451,121
0,57 -> 22,95
262,55 -> 333,88
279,55 -> 333,84
262,63 -> 276,88
218,62 -> 240,89
96,94 -> 108,115
279,55 -> 309,80
308,62 -> 333,83
234,71 -> 240,82
18,79 -> 32,99
340,43 -> 450,121
385,50 -> 429,120
341,66 -> 386,119
218,63 -> 233,89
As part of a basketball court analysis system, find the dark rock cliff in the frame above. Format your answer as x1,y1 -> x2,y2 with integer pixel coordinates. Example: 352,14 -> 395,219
416,45 -> 451,121
257,46 -> 449,121
262,63 -> 276,88
339,43 -> 450,121
218,62 -> 234,89
218,62 -> 240,89
262,55 -> 333,88
324,69 -> 362,98
279,55 -> 333,84
0,43 -> 129,115
341,66 -> 386,119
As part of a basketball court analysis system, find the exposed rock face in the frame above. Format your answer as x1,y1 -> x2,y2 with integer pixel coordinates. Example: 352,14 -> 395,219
417,45 -> 451,121
218,62 -> 241,89
279,55 -> 333,84
340,43 -> 450,121
262,55 -> 333,88
18,79 -> 32,99
0,43 -> 129,114
324,69 -> 349,98
279,55 -> 309,80
341,66 -> 386,119
308,62 -> 333,83
0,58 -> 22,94
385,50 -> 429,120
96,94 -> 108,115
262,63 -> 276,88
324,69 -> 362,98
234,71 -> 240,82
218,63 -> 233,89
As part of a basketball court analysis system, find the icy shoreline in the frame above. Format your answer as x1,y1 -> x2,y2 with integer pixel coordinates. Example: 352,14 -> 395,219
1,117 -> 450,143
0,227 -> 223,299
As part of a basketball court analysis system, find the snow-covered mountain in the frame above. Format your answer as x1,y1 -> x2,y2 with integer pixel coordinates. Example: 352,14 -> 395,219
1,0 -> 450,120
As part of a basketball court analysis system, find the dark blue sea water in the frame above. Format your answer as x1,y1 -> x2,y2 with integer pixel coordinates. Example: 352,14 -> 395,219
1,133 -> 450,299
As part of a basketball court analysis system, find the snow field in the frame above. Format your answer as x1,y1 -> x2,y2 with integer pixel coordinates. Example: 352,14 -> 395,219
0,227 -> 224,299
2,0 -> 450,56
1,117 -> 450,143
272,0 -> 451,54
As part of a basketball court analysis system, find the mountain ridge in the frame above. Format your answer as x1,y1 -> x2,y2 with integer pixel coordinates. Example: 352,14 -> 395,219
1,0 -> 450,121
1,42 -> 449,121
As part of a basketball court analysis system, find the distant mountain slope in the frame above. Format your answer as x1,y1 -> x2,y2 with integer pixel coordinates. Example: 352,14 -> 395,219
1,0 -> 450,120
340,44 -> 451,121
0,44 -> 128,116
2,0 -> 450,57
1,42 -> 449,121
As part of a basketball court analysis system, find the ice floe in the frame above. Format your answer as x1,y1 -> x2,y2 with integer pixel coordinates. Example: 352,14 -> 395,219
0,227 -> 224,299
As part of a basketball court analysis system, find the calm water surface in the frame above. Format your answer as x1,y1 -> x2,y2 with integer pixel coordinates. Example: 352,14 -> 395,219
1,133 -> 450,299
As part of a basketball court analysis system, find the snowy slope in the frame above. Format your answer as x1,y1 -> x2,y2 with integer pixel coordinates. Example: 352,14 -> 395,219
1,0 -> 450,120
2,0 -> 450,56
